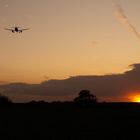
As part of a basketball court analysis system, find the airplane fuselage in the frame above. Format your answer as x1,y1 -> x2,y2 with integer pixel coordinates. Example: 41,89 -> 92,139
11,27 -> 22,33
15,27 -> 18,32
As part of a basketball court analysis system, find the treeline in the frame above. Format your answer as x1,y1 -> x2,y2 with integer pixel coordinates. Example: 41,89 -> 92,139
0,90 -> 98,107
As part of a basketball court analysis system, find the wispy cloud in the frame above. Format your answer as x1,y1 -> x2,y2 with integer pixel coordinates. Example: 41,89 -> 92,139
113,0 -> 140,41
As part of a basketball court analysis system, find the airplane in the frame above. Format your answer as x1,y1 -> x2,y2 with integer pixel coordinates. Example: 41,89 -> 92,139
4,26 -> 29,33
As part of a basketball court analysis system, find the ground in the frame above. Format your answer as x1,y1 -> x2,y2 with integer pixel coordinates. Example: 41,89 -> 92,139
0,103 -> 140,140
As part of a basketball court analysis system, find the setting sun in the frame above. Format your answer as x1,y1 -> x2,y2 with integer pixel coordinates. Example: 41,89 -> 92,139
133,96 -> 140,102
130,94 -> 140,103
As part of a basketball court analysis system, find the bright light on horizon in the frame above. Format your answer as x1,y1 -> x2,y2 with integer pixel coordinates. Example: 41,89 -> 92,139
129,93 -> 140,103
133,96 -> 140,103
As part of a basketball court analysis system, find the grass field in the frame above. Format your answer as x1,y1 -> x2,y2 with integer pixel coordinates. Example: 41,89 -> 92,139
0,103 -> 140,139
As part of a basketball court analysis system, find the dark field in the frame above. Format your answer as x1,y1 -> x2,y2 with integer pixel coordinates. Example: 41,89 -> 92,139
1,103 -> 140,140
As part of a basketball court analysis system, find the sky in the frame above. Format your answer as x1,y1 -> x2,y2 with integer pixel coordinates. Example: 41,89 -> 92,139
0,0 -> 140,102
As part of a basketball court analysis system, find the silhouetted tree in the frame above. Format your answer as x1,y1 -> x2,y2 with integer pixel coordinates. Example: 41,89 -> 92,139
0,94 -> 11,105
74,90 -> 97,107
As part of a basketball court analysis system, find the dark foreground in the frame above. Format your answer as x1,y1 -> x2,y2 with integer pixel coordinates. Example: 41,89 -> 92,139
1,102 -> 140,140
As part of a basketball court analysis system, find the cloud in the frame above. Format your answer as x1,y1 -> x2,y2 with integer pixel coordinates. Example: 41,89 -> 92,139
113,1 -> 140,42
91,41 -> 98,44
1,63 -> 140,102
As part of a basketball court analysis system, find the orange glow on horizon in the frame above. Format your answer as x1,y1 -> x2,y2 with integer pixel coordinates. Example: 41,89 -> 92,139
129,93 -> 140,103
133,96 -> 140,103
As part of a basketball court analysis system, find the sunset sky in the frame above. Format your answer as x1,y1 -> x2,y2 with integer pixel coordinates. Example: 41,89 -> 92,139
0,0 -> 140,102
0,0 -> 140,83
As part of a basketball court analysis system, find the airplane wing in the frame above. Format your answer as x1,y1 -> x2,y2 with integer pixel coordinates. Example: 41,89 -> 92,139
21,28 -> 30,31
4,28 -> 13,31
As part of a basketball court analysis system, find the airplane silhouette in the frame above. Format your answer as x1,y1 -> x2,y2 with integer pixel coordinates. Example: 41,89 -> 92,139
4,26 -> 29,33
